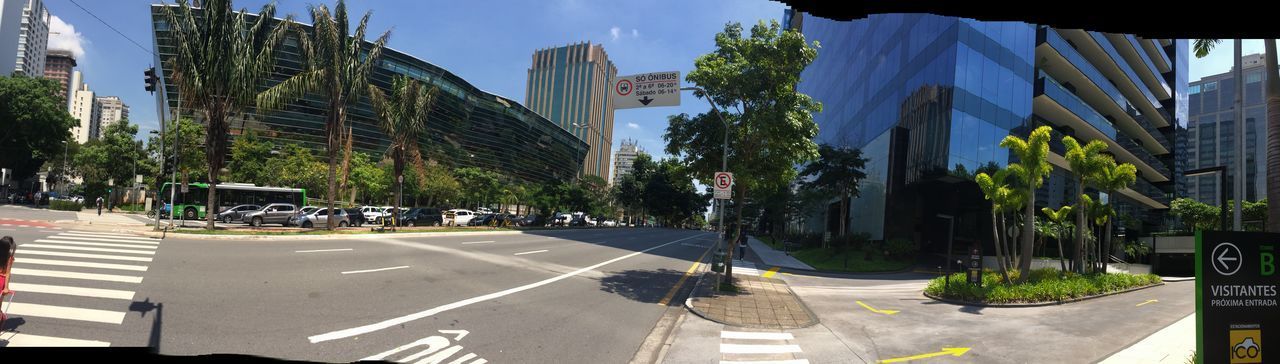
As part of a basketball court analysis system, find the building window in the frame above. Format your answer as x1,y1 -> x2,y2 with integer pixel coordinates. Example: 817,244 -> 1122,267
1246,71 -> 1263,84
1189,84 -> 1200,94
1203,81 -> 1217,91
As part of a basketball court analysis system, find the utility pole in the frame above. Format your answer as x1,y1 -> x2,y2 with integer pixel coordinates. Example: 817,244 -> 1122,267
1233,39 -> 1245,231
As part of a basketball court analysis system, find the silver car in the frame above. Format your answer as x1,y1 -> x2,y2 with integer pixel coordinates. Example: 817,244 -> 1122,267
241,203 -> 298,227
298,208 -> 350,228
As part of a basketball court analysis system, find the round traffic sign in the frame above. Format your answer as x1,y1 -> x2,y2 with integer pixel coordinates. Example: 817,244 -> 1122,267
714,172 -> 732,189
616,79 -> 633,96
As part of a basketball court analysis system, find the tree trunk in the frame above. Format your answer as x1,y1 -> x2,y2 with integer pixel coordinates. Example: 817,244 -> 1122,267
1015,186 -> 1035,282
840,190 -> 849,238
1056,235 -> 1068,273
204,106 -> 229,231
394,148 -> 405,231
1075,183 -> 1085,274
991,211 -> 1012,283
1265,39 -> 1280,233
724,181 -> 748,283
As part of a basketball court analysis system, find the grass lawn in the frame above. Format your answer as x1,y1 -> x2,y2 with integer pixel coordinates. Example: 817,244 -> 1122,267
925,268 -> 1162,304
756,236 -> 785,250
789,247 -> 914,272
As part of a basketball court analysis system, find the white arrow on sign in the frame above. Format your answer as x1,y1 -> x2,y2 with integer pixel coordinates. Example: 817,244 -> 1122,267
1212,242 -> 1242,276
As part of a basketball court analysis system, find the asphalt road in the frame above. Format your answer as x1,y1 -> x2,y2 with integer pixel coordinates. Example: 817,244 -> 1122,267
1,213 -> 715,363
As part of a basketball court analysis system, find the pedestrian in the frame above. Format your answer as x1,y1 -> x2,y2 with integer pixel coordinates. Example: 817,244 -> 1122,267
96,196 -> 104,216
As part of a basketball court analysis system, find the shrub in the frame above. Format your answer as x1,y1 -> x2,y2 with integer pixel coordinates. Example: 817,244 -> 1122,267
925,268 -> 1161,304
50,199 -> 83,211
884,238 -> 919,260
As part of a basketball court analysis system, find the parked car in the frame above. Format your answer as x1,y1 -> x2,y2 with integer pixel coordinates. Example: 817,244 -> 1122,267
569,214 -> 591,227
360,206 -> 385,223
242,203 -> 298,227
287,206 -> 320,227
216,204 -> 262,224
298,208 -> 350,228
519,214 -> 546,227
400,208 -> 443,227
469,213 -> 496,226
344,208 -> 367,227
376,207 -> 411,225
444,209 -> 477,226
601,220 -> 618,227
475,207 -> 493,214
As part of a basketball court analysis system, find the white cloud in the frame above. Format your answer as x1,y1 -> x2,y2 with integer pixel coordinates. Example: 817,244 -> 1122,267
627,122 -> 640,130
610,26 -> 621,41
631,29 -> 639,38
48,16 -> 87,60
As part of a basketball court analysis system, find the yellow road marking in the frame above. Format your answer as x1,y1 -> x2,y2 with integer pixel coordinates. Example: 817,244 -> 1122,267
878,347 -> 971,363
657,246 -> 713,306
1136,299 -> 1158,307
761,266 -> 781,278
857,300 -> 900,315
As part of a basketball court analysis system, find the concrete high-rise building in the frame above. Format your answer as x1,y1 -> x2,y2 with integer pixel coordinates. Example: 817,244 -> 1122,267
70,82 -> 96,143
789,11 -> 1183,248
44,48 -> 75,101
0,0 -> 48,76
1184,53 -> 1270,205
611,138 -> 644,184
526,42 -> 618,180
94,96 -> 128,132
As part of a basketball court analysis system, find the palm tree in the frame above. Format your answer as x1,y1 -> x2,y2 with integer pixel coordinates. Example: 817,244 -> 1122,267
1062,136 -> 1111,273
1094,158 -> 1137,272
258,0 -> 391,230
368,75 -> 437,230
999,126 -> 1054,282
1041,205 -> 1074,273
798,144 -> 869,246
1194,39 -> 1280,233
159,0 -> 292,229
976,168 -> 1023,283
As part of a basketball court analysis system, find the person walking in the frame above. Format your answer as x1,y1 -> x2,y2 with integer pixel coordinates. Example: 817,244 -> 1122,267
96,196 -> 105,216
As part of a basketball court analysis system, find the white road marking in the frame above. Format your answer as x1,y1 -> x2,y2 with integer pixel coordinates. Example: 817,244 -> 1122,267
720,344 -> 803,354
20,244 -> 156,255
39,230 -> 62,233
513,249 -> 549,256
296,248 -> 354,253
720,360 -> 809,364
48,235 -> 161,244
0,301 -> 127,324
10,267 -> 144,283
6,282 -> 136,300
67,230 -> 139,236
461,241 -> 494,245
35,239 -> 160,250
341,266 -> 411,275
13,257 -> 149,271
308,233 -> 709,343
0,332 -> 111,347
16,249 -> 153,262
721,331 -> 795,340
0,228 -> 13,231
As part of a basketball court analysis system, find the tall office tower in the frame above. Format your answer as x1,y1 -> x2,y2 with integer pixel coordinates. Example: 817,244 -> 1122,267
611,138 -> 644,184
44,48 -> 75,101
526,42 -> 618,180
70,82 -> 96,143
0,0 -> 48,76
1184,53 -> 1269,205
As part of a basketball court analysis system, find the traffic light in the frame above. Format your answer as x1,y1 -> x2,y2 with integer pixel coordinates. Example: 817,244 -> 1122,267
144,67 -> 158,93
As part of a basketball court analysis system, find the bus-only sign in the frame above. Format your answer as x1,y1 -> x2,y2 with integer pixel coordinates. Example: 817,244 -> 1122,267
1197,231 -> 1277,364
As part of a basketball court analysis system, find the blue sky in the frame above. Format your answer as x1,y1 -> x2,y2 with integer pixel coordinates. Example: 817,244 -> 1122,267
44,0 -> 788,170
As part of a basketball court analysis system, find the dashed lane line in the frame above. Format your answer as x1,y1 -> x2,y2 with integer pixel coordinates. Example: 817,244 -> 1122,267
513,249 -> 549,256
341,266 -> 411,275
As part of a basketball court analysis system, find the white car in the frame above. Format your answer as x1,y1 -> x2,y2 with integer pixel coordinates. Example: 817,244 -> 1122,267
601,220 -> 618,227
445,209 -> 477,226
360,206 -> 385,222
475,207 -> 493,215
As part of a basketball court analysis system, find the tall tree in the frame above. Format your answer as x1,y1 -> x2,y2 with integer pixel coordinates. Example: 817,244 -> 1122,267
976,168 -> 1022,283
1062,136 -> 1111,273
228,129 -> 274,185
146,117 -> 209,190
258,0 -> 391,230
998,126 -> 1053,281
75,119 -> 148,203
1041,205 -> 1074,273
665,20 -> 821,282
1193,39 -> 1280,233
160,0 -> 291,229
1094,158 -> 1137,272
0,75 -> 76,181
369,75 -> 437,227
797,144 -> 868,246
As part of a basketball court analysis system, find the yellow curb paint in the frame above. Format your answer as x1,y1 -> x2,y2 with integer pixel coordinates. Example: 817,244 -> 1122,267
657,246 -> 713,306
1135,299 -> 1158,307
761,266 -> 781,278
878,347 -> 971,363
856,300 -> 900,315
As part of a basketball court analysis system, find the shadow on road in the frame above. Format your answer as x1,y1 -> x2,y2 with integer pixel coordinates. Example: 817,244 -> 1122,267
0,316 -> 26,332
129,298 -> 163,352
597,268 -> 688,304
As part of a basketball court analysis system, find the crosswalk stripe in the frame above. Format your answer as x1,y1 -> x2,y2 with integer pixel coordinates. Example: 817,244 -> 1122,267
0,301 -> 127,324
14,257 -> 149,271
67,230 -> 139,237
720,360 -> 809,364
54,233 -> 160,243
721,331 -> 795,340
17,249 -> 153,262
720,344 -> 803,354
34,239 -> 159,250
0,332 -> 112,347
6,282 -> 136,300
20,244 -> 155,255
10,267 -> 144,283
47,235 -> 161,245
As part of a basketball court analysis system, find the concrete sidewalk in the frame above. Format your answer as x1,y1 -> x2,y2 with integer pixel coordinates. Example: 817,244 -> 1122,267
1098,313 -> 1195,363
745,236 -> 815,270
62,211 -> 151,226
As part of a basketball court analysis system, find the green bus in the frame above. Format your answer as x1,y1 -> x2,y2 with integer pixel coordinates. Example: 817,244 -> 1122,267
159,182 -> 307,220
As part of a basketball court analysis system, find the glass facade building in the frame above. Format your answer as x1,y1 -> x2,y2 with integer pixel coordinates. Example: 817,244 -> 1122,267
149,5 -> 588,186
1183,53 -> 1269,205
790,12 -> 1184,253
526,42 -> 618,180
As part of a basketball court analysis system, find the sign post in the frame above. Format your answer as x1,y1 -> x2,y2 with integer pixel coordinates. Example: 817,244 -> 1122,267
967,246 -> 983,287
612,72 -> 680,109
1197,231 -> 1278,364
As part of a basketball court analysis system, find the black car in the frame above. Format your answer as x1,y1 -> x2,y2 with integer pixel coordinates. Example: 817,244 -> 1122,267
401,208 -> 443,227
469,213 -> 495,226
519,214 -> 546,227
216,204 -> 262,224
343,208 -> 366,227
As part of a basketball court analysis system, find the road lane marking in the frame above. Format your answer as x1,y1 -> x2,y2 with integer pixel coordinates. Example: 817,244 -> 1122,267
10,267 -> 145,283
67,230 -> 139,236
19,244 -> 155,255
7,282 -> 136,300
856,301 -> 900,315
513,249 -> 548,256
657,245 -> 714,306
461,240 -> 495,244
720,343 -> 803,354
721,331 -> 795,340
53,234 -> 160,243
16,249 -> 153,262
39,230 -> 63,233
13,257 -> 149,271
296,248 -> 354,253
341,266 -> 411,275
877,347 -> 971,363
1136,299 -> 1159,307
761,266 -> 781,278
0,332 -> 111,347
308,232 -> 709,343
0,301 -> 127,324
35,239 -> 160,249
721,360 -> 809,364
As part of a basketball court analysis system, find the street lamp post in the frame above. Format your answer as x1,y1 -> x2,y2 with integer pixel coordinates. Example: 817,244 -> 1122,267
151,130 -> 163,231
1185,166 -> 1230,231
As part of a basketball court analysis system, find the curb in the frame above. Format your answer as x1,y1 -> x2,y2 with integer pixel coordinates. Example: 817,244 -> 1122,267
921,282 -> 1166,308
1160,277 -> 1195,282
132,227 -> 625,240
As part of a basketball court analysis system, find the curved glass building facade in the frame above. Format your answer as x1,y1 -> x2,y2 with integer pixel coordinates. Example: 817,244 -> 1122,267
149,5 -> 588,185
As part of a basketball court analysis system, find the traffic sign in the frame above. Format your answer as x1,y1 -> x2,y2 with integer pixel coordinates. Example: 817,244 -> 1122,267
1196,231 -> 1278,364
713,171 -> 733,200
612,71 -> 680,109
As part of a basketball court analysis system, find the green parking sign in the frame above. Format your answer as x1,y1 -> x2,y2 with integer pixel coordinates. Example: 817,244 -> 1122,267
1196,231 -> 1278,364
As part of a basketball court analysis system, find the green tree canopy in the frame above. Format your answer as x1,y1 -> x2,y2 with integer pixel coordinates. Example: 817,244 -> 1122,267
228,129 -> 274,185
0,75 -> 76,180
